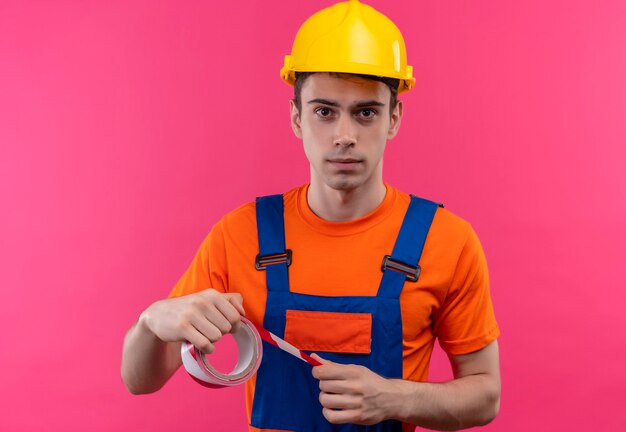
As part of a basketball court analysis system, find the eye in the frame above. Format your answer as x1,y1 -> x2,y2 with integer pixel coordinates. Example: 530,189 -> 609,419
315,107 -> 333,118
358,108 -> 377,119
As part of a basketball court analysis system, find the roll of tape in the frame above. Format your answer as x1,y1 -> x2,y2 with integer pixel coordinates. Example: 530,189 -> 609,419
181,316 -> 262,388
181,316 -> 321,388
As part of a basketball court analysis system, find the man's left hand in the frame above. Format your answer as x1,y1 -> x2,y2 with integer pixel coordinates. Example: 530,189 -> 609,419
311,353 -> 397,425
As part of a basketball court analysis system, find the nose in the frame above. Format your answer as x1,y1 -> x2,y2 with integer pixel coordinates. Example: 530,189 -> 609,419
333,115 -> 357,147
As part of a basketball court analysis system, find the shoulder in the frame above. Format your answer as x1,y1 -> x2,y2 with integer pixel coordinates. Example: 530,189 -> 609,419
216,185 -> 305,236
219,201 -> 256,233
391,187 -> 476,262
433,206 -> 473,241
393,187 -> 473,241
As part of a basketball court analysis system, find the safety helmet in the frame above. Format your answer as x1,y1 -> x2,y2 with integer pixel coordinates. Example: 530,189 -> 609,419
280,0 -> 415,93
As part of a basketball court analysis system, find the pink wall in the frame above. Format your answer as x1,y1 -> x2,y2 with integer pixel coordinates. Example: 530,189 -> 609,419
1,1 -> 625,430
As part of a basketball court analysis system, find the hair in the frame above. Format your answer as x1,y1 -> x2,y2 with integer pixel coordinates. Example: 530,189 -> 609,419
292,72 -> 400,115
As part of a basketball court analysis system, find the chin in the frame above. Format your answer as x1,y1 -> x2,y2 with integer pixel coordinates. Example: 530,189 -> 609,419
324,176 -> 363,192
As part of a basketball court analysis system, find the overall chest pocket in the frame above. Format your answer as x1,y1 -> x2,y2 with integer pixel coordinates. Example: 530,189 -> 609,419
284,310 -> 372,354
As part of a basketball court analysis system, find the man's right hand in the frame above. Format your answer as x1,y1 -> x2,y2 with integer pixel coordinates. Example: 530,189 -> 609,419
139,289 -> 245,354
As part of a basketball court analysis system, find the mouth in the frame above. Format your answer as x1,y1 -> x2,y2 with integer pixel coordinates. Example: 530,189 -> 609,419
327,158 -> 363,170
328,158 -> 362,164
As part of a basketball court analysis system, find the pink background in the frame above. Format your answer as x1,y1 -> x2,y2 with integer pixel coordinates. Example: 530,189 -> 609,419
1,0 -> 625,430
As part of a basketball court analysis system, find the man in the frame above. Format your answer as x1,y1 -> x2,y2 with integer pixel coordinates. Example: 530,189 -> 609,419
121,1 -> 501,431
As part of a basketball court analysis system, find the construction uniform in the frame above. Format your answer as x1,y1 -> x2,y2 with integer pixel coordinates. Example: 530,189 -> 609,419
170,184 -> 499,431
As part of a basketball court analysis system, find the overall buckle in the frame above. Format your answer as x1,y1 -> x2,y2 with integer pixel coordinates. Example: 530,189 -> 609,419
381,255 -> 420,282
255,250 -> 293,270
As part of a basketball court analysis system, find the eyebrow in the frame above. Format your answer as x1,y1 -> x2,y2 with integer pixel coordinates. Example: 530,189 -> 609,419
307,98 -> 386,108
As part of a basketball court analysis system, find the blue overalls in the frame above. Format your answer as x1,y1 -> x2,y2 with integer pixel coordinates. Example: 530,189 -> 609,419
250,194 -> 438,432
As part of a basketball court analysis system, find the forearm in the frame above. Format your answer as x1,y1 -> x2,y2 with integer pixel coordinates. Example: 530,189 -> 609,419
121,314 -> 182,394
121,290 -> 245,394
385,374 -> 500,431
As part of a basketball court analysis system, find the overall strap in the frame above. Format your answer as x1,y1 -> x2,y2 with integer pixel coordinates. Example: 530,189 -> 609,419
255,194 -> 291,293
378,195 -> 439,298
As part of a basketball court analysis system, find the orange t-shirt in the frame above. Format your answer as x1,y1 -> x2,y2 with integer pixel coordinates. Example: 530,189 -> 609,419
170,184 -> 499,431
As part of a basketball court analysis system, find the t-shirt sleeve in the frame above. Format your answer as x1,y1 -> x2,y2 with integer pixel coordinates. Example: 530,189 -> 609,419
168,220 -> 228,298
434,225 -> 500,355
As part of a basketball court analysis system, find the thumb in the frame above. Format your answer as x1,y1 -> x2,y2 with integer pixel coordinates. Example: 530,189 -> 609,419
310,353 -> 331,365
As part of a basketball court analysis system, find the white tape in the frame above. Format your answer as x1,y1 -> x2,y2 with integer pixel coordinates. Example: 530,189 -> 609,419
181,316 -> 262,388
181,316 -> 321,388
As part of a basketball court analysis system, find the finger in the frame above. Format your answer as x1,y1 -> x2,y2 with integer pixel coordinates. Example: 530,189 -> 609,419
311,353 -> 339,380
182,325 -> 216,354
311,353 -> 330,365
214,294 -> 244,332
313,363 -> 351,381
319,392 -> 360,410
225,293 -> 246,316
319,379 -> 353,394
204,304 -> 235,334
322,407 -> 360,425
190,315 -> 223,344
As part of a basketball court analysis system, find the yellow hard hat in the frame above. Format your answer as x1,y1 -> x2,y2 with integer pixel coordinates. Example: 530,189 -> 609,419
280,0 -> 415,93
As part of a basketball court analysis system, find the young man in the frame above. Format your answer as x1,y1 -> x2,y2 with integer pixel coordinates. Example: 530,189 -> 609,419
121,1 -> 500,431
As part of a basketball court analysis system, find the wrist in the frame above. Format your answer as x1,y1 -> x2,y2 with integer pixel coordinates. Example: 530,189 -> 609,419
378,379 -> 410,421
383,379 -> 426,423
137,304 -> 159,338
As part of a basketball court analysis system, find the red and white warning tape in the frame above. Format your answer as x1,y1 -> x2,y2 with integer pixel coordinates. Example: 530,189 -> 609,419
181,316 -> 321,388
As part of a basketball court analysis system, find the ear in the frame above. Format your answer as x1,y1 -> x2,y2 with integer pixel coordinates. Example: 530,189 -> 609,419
290,99 -> 303,139
387,100 -> 403,140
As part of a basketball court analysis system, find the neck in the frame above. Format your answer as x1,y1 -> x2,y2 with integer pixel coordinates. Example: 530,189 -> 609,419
307,178 -> 387,222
